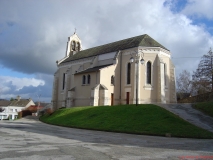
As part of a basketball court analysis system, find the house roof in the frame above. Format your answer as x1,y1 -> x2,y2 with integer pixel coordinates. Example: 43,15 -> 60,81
62,34 -> 168,63
0,100 -> 10,107
34,102 -> 49,107
8,99 -> 32,107
74,64 -> 113,75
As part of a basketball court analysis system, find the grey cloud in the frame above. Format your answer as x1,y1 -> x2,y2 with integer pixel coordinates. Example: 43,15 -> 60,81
0,0 -> 213,101
2,81 -> 17,94
1,73 -> 53,102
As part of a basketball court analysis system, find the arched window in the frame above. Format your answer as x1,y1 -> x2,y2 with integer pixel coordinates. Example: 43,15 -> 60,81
111,75 -> 114,85
82,75 -> 86,84
146,61 -> 151,84
77,42 -> 80,51
71,41 -> 76,51
87,75 -> 90,84
127,63 -> 131,84
76,42 -> 79,51
62,73 -> 66,90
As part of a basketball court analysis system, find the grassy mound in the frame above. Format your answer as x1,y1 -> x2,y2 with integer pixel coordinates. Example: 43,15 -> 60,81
40,104 -> 213,138
193,101 -> 213,118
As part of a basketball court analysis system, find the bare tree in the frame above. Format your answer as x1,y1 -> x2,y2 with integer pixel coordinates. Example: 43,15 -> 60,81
0,107 -> 5,112
192,48 -> 213,94
176,70 -> 192,99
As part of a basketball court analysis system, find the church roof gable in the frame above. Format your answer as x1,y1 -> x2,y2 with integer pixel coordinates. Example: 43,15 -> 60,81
62,34 -> 168,63
74,64 -> 113,75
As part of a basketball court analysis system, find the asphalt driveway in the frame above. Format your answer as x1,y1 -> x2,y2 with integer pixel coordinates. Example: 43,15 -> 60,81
0,116 -> 213,160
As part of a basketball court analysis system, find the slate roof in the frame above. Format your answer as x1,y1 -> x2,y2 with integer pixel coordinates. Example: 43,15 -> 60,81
8,99 -> 32,107
62,34 -> 168,64
74,64 -> 113,75
0,100 -> 10,107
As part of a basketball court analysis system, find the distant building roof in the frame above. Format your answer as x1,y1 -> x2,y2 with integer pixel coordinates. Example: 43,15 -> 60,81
62,34 -> 168,63
9,99 -> 32,107
34,102 -> 49,107
0,100 -> 10,107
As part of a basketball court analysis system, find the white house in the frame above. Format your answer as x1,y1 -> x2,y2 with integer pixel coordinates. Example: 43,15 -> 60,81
0,100 -> 10,120
0,96 -> 35,120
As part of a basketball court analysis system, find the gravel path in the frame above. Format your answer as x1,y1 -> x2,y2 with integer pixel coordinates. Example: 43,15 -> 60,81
155,103 -> 213,133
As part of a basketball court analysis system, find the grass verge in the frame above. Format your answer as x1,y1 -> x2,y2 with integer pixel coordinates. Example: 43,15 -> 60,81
40,104 -> 213,139
193,101 -> 213,118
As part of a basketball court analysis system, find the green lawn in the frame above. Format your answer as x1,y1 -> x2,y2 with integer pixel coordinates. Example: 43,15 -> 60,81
40,104 -> 213,139
193,101 -> 213,118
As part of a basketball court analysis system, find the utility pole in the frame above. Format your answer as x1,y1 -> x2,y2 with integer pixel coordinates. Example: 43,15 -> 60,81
36,94 -> 41,116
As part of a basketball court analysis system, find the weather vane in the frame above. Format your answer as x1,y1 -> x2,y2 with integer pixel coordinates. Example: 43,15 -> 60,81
74,28 -> 77,34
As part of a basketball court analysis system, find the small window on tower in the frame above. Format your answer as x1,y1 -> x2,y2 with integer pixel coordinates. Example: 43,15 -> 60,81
76,42 -> 79,51
77,42 -> 80,51
71,41 -> 76,51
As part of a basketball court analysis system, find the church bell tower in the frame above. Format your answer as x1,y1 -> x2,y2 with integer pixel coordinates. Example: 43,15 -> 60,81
65,30 -> 82,57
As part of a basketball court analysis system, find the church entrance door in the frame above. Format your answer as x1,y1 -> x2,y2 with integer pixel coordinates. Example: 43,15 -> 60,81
126,92 -> 130,104
111,93 -> 114,106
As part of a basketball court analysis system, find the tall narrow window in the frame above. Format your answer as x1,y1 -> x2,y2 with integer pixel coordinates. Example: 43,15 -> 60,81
71,41 -> 76,51
111,75 -> 114,85
76,42 -> 79,51
127,63 -> 131,84
147,61 -> 151,84
82,75 -> 86,84
77,42 -> 80,51
87,75 -> 90,84
62,73 -> 65,90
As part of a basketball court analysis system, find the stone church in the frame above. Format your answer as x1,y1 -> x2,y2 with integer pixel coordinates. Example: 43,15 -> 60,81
52,32 -> 176,110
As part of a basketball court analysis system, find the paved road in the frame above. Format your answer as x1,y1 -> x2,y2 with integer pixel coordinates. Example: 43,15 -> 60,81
0,116 -> 213,160
156,103 -> 213,133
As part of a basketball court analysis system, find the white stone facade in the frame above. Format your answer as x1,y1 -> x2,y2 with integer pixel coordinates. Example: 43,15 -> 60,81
52,33 -> 177,110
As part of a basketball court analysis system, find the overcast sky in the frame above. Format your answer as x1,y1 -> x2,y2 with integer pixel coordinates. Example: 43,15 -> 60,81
0,0 -> 213,102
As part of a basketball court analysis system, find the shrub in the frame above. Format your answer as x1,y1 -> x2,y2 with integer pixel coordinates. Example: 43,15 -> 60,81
46,108 -> 53,115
